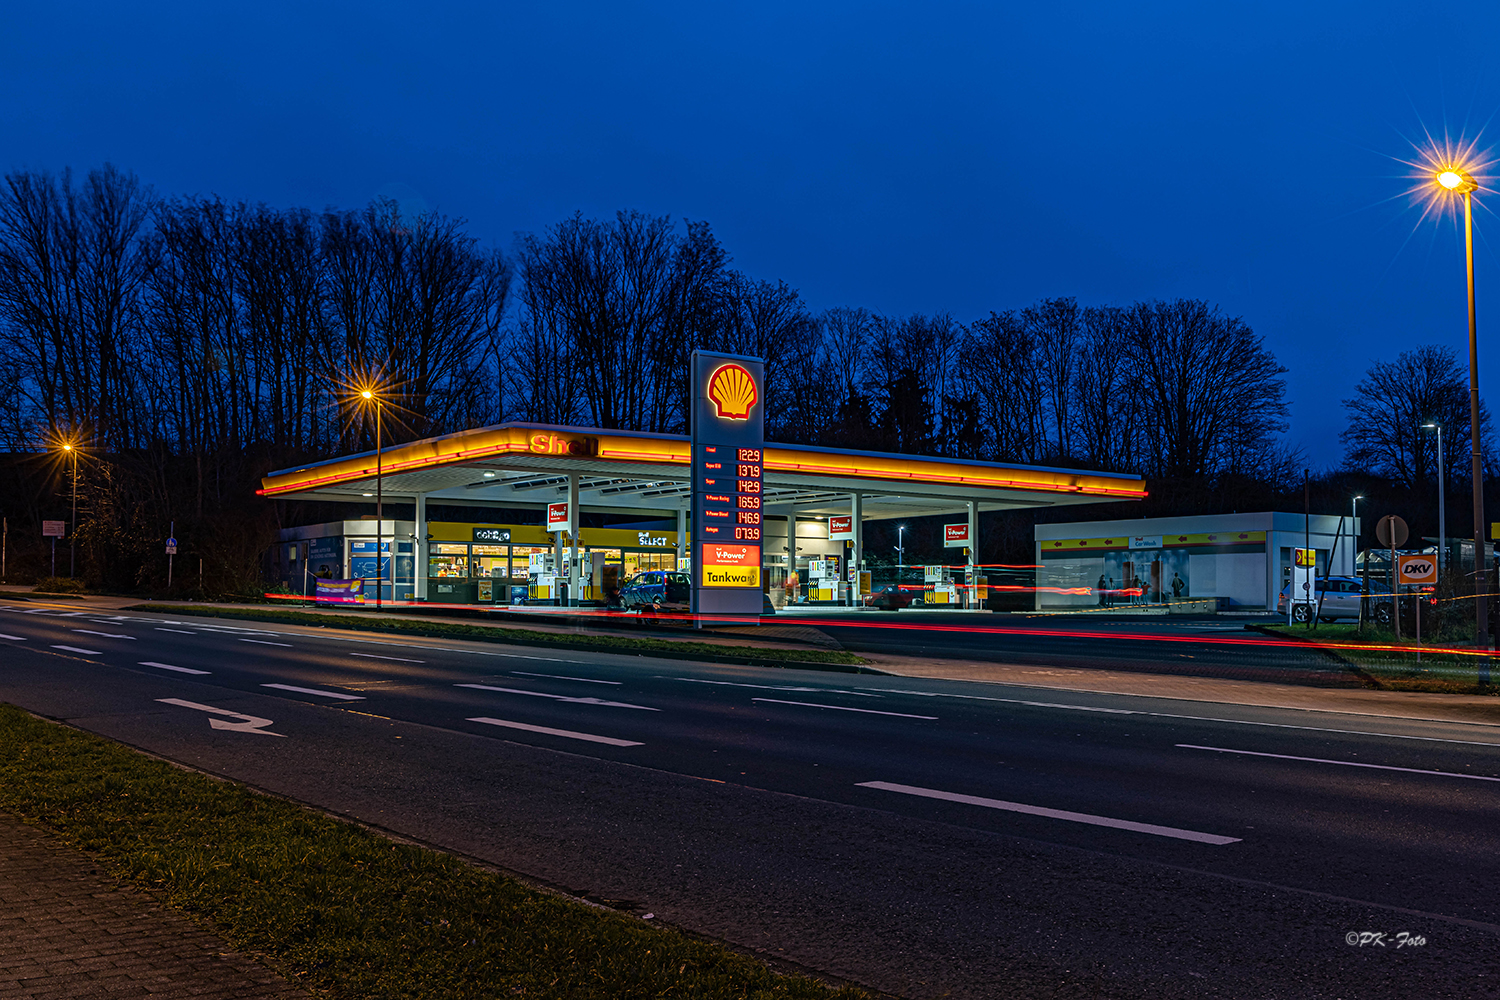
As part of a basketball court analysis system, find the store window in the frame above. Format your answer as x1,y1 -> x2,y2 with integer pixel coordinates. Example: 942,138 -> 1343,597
472,544 -> 508,579
429,543 -> 470,578
623,551 -> 677,580
510,546 -> 549,580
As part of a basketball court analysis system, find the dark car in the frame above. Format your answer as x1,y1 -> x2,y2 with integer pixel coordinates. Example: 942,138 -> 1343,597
619,570 -> 691,611
865,583 -> 924,611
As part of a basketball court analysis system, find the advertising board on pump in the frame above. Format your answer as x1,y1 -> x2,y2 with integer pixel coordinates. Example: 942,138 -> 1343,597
828,515 -> 854,541
546,502 -> 571,533
943,523 -> 970,547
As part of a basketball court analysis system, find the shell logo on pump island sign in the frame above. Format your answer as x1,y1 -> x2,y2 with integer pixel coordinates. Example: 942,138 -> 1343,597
707,363 -> 758,421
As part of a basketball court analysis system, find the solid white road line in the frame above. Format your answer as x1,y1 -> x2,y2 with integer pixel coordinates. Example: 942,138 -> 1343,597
155,628 -> 196,634
71,629 -> 135,640
860,686 -> 1500,748
51,645 -> 103,655
753,697 -> 937,720
466,716 -> 643,747
0,633 -> 25,640
858,780 -> 1242,845
456,683 -> 658,711
348,652 -> 425,663
238,638 -> 293,647
260,683 -> 365,701
139,661 -> 210,675
670,676 -> 878,697
511,670 -> 621,685
1178,744 -> 1500,782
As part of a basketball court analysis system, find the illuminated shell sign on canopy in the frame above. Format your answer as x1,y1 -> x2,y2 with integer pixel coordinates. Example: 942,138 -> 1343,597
707,363 -> 758,420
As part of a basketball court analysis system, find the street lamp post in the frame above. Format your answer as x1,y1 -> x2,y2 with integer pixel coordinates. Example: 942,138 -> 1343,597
362,388 -> 384,612
1353,495 -> 1365,627
62,442 -> 78,579
1436,166 -> 1488,664
1424,423 -> 1446,577
896,525 -> 906,571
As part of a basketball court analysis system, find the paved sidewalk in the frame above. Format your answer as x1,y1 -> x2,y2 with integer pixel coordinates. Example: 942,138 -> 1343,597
0,811 -> 308,999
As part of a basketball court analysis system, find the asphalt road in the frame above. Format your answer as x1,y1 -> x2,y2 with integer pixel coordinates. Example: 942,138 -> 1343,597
1,598 -> 1497,998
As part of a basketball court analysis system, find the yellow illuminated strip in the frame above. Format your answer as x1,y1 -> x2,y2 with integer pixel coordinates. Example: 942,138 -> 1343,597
764,449 -> 1147,498
258,426 -> 1146,500
1042,530 -> 1266,552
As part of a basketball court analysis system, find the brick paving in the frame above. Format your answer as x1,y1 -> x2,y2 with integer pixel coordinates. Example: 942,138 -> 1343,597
0,811 -> 310,999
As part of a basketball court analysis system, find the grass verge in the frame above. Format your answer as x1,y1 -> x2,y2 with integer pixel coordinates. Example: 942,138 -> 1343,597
0,704 -> 870,999
1256,624 -> 1499,695
121,604 -> 873,671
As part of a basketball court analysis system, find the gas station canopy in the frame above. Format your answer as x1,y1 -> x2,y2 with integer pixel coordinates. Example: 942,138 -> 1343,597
259,422 -> 1146,519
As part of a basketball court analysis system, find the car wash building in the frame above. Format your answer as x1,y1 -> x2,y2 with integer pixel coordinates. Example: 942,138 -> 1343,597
261,356 -> 1147,610
1033,511 -> 1359,611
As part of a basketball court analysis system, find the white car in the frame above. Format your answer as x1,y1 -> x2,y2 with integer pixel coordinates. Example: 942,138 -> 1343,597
1277,576 -> 1392,624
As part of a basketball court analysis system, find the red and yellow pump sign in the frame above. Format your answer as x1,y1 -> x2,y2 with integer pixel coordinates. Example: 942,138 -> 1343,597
1293,547 -> 1316,567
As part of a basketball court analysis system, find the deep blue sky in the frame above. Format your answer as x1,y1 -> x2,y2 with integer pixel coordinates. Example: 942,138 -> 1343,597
5,2 -> 1500,468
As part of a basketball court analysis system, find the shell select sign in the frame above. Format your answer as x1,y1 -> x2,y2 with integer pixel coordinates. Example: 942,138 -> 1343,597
707,364 -> 758,420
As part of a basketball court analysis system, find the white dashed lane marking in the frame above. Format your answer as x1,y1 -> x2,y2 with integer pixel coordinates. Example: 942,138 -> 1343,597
51,645 -> 102,655
467,717 -> 643,747
261,683 -> 364,701
858,781 -> 1242,845
140,661 -> 210,675
753,698 -> 937,720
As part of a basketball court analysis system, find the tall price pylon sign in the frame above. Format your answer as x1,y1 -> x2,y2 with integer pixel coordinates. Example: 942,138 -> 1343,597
690,351 -> 766,616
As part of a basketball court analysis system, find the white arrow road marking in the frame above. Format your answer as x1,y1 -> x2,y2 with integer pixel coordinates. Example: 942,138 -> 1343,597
51,645 -> 103,655
238,638 -> 293,647
857,781 -> 1241,845
456,683 -> 658,711
466,717 -> 643,746
71,629 -> 135,639
753,698 -> 936,720
261,683 -> 365,701
0,633 -> 25,641
156,698 -> 285,736
139,661 -> 210,675
1177,744 -> 1500,782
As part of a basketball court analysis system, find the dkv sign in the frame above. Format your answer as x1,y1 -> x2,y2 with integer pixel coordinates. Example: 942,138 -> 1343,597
1398,554 -> 1437,585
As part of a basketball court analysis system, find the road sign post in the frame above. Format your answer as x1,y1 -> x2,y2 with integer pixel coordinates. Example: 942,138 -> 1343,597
166,522 -> 177,590
1399,554 -> 1437,661
1376,515 -> 1409,641
42,520 -> 64,579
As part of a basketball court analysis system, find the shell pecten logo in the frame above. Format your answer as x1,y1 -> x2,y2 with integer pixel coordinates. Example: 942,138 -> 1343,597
708,363 -> 758,420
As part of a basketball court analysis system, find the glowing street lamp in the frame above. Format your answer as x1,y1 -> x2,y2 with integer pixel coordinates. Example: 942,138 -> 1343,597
1433,164 -> 1487,661
58,438 -> 79,579
358,385 -> 387,611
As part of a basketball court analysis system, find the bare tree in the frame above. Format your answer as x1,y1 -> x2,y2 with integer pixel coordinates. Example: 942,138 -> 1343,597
1124,299 -> 1288,480
1023,297 -> 1082,460
1071,305 -> 1137,472
962,310 -> 1046,464
1341,344 -> 1489,489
